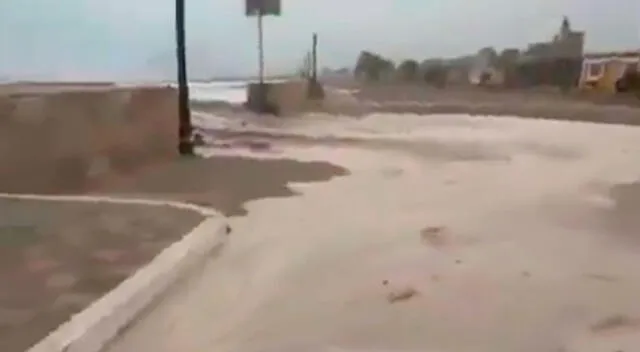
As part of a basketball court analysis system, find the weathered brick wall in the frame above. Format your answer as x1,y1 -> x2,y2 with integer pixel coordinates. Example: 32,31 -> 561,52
0,86 -> 178,193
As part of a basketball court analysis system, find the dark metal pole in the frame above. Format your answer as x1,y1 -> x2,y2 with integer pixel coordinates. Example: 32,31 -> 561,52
176,0 -> 194,155
306,32 -> 323,99
254,8 -> 269,113
311,32 -> 318,81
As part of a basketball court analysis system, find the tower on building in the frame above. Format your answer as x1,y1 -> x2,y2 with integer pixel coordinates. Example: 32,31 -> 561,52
560,16 -> 571,39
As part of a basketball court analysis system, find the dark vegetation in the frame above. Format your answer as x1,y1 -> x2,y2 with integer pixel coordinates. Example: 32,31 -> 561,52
352,47 -> 586,93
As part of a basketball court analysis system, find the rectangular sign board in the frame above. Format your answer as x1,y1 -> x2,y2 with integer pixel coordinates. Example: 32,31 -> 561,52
245,0 -> 281,16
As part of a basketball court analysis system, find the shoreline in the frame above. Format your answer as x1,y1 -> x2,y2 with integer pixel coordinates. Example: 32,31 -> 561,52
193,98 -> 640,129
188,76 -> 640,127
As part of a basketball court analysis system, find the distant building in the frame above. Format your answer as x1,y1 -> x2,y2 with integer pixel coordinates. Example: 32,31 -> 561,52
553,16 -> 585,58
579,50 -> 640,93
524,42 -> 552,58
498,49 -> 520,65
522,16 -> 584,60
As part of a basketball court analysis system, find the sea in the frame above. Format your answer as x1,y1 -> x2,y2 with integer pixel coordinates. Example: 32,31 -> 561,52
187,81 -> 255,104
187,81 -> 244,103
185,79 -> 290,104
0,79 -> 267,104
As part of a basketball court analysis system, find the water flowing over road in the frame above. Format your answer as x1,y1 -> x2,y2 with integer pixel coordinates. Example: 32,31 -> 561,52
108,112 -> 640,352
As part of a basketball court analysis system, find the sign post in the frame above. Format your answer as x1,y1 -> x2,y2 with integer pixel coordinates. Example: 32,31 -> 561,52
311,32 -> 318,82
307,32 -> 324,99
257,10 -> 264,85
246,0 -> 281,83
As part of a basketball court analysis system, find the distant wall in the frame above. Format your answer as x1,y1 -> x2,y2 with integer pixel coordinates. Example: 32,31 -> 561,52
0,86 -> 178,193
268,80 -> 310,114
246,80 -> 319,116
505,58 -> 582,89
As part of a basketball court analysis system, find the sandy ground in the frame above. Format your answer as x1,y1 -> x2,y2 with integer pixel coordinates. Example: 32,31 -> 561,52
0,200 -> 203,352
348,85 -> 640,125
0,82 -> 118,96
105,112 -> 640,352
192,81 -> 640,126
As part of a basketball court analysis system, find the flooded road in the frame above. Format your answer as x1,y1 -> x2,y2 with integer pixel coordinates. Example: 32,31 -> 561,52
108,113 -> 640,352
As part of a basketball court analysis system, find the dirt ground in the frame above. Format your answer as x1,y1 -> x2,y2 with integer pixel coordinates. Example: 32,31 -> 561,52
192,81 -> 640,126
93,156 -> 349,217
0,199 -> 203,352
313,80 -> 640,125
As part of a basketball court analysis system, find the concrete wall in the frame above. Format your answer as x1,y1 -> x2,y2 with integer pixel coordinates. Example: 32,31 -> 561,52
0,85 -> 178,193
246,80 -> 317,116
267,80 -> 310,114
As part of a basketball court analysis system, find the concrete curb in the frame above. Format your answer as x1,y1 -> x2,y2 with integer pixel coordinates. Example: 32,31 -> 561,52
0,193 -> 228,352
0,193 -> 220,217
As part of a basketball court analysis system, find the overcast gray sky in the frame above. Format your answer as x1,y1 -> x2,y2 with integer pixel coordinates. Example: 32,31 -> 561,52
0,0 -> 638,81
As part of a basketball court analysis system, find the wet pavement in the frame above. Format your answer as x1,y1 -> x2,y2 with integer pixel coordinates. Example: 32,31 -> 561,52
107,113 -> 640,352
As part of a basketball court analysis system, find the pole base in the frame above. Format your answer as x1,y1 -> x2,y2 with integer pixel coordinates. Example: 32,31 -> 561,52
307,78 -> 325,100
178,140 -> 194,156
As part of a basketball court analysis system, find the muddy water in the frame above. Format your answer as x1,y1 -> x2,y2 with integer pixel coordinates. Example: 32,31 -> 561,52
109,113 -> 640,352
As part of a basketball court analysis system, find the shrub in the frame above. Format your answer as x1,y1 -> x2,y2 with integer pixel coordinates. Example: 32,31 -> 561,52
397,59 -> 420,81
423,65 -> 448,88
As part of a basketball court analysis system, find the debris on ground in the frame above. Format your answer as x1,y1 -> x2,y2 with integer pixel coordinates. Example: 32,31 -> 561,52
591,314 -> 640,333
386,286 -> 419,303
585,273 -> 617,283
420,226 -> 447,247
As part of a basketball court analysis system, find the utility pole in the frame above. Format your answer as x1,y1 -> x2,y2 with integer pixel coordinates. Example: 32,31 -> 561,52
307,32 -> 324,99
175,0 -> 194,155
245,0 -> 281,112
311,32 -> 318,82
255,6 -> 267,110
257,8 -> 265,85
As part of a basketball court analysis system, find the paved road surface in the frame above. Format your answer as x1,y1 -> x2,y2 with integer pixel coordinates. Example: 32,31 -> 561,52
108,113 -> 640,352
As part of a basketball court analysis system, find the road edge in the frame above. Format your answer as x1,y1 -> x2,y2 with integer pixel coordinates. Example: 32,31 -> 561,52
23,210 -> 228,352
